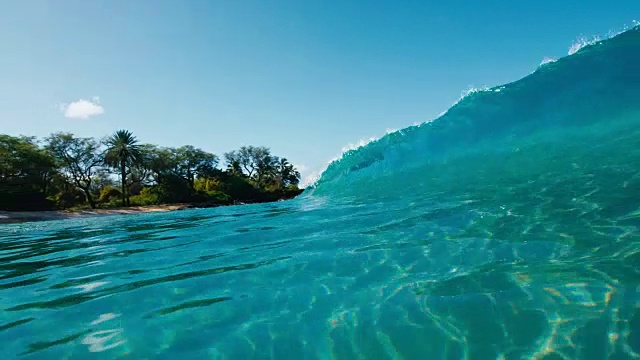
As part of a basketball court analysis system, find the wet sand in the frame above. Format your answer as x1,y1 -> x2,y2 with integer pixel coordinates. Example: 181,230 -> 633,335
0,204 -> 192,224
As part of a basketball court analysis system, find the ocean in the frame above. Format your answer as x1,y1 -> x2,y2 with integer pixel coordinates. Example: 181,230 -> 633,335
1,26 -> 639,359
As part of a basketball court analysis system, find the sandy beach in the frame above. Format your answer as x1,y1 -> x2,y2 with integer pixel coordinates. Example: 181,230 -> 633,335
0,204 -> 192,224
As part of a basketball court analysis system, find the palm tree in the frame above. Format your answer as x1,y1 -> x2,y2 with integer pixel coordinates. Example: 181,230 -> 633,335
104,130 -> 142,206
275,158 -> 300,189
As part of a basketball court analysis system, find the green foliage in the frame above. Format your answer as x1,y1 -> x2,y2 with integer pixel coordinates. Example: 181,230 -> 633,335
51,187 -> 86,210
104,130 -> 143,206
129,187 -> 160,206
0,129 -> 304,211
204,190 -> 232,204
0,135 -> 57,211
224,146 -> 300,190
187,189 -> 232,205
142,145 -> 219,187
45,132 -> 103,208
0,135 -> 56,191
99,186 -> 122,204
90,172 -> 115,196
143,145 -> 180,180
104,130 -> 143,167
194,177 -> 223,192
226,160 -> 242,176
154,174 -> 193,203
275,158 -> 301,188
218,173 -> 260,201
224,146 -> 269,180
175,145 -> 219,186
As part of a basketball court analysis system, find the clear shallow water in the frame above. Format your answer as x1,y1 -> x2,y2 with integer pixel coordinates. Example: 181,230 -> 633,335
2,28 -> 640,359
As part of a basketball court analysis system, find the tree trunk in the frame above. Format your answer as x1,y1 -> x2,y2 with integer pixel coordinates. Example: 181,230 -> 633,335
82,188 -> 97,209
120,159 -> 127,207
187,170 -> 194,189
255,173 -> 261,189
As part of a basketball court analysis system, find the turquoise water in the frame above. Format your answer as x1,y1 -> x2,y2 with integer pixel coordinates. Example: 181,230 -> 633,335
2,28 -> 640,359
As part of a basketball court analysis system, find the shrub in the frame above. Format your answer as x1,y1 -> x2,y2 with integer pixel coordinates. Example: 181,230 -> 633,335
221,175 -> 261,202
129,187 -> 160,206
201,190 -> 232,205
99,186 -> 122,204
194,177 -> 224,192
155,174 -> 192,203
51,188 -> 86,209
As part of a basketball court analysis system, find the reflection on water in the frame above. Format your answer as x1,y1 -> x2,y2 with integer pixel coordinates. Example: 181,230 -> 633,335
2,27 -> 640,360
0,176 -> 639,359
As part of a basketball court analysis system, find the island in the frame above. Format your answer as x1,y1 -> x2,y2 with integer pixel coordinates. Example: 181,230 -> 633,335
0,130 -> 304,223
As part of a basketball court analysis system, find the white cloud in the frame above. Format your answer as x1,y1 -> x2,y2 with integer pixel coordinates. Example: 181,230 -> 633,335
59,98 -> 105,119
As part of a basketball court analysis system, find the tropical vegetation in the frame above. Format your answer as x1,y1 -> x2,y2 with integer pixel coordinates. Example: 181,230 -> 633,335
0,131 -> 303,211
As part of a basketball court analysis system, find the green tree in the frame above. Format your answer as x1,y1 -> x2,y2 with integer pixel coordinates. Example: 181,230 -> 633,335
90,171 -> 116,197
224,146 -> 269,178
1,131 -> 304,210
0,135 -> 56,191
125,144 -> 158,196
224,146 -> 278,189
226,159 -> 243,176
175,145 -> 219,188
255,152 -> 277,189
143,145 -> 180,183
274,157 -> 301,189
104,130 -> 142,206
0,135 -> 57,210
46,133 -> 104,208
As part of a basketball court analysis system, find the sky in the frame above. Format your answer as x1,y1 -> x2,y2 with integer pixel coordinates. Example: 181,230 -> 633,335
1,1 -> 638,185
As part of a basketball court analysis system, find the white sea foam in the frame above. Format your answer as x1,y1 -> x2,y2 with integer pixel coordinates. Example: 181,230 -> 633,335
300,171 -> 321,188
569,35 -> 601,55
340,136 -> 378,154
302,135 -> 381,189
540,56 -> 557,66
436,86 -> 491,118
567,21 -> 639,56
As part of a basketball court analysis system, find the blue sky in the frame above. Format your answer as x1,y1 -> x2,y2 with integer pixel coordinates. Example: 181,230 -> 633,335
1,1 -> 638,184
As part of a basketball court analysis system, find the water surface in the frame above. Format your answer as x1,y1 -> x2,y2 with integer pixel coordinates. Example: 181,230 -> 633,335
1,26 -> 640,359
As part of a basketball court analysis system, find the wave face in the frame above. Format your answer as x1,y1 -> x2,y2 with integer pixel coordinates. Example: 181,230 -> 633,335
311,26 -> 640,199
1,27 -> 640,360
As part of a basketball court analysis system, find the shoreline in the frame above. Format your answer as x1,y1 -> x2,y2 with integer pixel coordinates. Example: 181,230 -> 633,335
0,204 -> 192,225
0,190 -> 304,225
